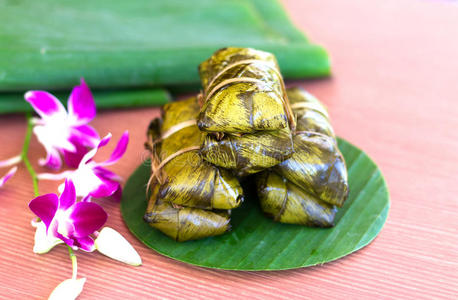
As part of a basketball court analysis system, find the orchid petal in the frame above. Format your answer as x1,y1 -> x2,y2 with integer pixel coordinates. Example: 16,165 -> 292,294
48,218 -> 60,240
0,166 -> 17,188
74,236 -> 96,252
58,219 -> 76,240
93,166 -> 123,182
59,179 -> 76,211
63,149 -> 86,169
24,91 -> 66,120
29,194 -> 59,229
34,125 -> 76,156
57,182 -> 65,195
68,78 -> 96,124
62,138 -> 89,168
89,179 -> 120,199
79,133 -> 112,166
0,155 -> 21,168
66,164 -> 104,198
57,139 -> 78,153
32,221 -> 63,254
48,278 -> 86,300
69,202 -> 107,238
37,171 -> 71,181
55,232 -> 75,248
49,215 -> 76,248
38,146 -> 62,170
95,227 -> 142,266
72,125 -> 100,148
78,148 -> 98,167
49,214 -> 76,244
98,133 -> 112,149
108,185 -> 122,202
100,131 -> 129,166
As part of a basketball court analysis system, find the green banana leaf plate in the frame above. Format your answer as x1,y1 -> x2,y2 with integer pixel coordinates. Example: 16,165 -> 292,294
121,138 -> 389,270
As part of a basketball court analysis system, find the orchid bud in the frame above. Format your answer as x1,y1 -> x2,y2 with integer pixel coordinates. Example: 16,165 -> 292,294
32,221 -> 63,254
94,227 -> 142,266
48,278 -> 86,300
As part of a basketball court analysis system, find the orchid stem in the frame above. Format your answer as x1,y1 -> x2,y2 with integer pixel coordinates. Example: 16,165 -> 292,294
67,246 -> 78,280
21,112 -> 39,197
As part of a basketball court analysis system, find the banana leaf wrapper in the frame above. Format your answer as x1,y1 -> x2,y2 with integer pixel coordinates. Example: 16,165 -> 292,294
147,96 -> 243,210
200,126 -> 293,177
256,87 -> 348,225
256,171 -> 337,227
287,87 -> 335,137
273,87 -> 349,207
198,47 -> 293,134
145,185 -> 231,242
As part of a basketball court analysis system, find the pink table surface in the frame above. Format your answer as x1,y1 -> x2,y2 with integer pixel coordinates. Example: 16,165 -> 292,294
0,0 -> 457,299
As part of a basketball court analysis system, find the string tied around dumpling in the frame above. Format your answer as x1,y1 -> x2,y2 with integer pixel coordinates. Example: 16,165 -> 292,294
145,119 -> 200,194
290,102 -> 330,118
197,59 -> 296,132
150,119 -> 197,146
294,130 -> 333,141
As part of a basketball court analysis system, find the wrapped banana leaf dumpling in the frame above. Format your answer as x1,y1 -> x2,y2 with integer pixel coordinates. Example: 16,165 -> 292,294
200,126 -> 294,177
198,47 -> 295,134
144,97 -> 244,241
146,97 -> 244,210
256,87 -> 349,225
256,171 -> 337,227
276,87 -> 349,207
275,131 -> 348,207
145,185 -> 231,242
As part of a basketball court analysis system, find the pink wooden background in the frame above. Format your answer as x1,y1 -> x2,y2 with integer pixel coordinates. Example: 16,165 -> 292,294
1,0 -> 457,298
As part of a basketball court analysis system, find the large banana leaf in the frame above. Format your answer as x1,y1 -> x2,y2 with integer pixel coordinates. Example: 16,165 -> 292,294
121,138 -> 389,270
0,0 -> 329,92
0,88 -> 170,114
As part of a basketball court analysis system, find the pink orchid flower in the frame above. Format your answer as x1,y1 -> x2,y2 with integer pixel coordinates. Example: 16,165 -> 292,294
29,179 -> 107,252
25,79 -> 100,170
39,132 -> 129,202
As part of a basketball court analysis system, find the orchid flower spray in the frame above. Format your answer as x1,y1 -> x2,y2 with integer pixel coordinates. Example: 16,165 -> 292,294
0,78 -> 143,298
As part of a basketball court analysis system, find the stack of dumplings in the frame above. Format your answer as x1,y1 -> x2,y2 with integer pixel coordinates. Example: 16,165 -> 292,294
145,48 -> 348,241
